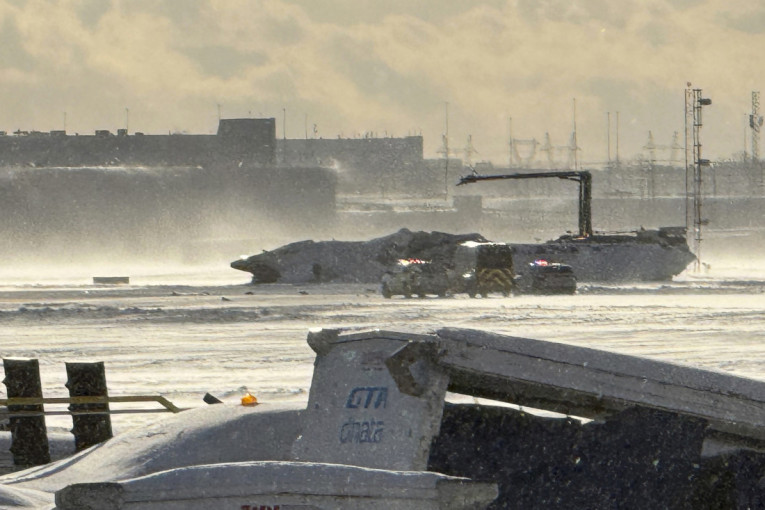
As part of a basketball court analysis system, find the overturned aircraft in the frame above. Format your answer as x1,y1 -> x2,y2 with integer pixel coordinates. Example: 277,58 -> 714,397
231,229 -> 487,284
232,225 -> 694,285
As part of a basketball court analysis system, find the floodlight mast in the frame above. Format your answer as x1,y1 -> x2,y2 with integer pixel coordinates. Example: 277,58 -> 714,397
457,170 -> 593,238
685,87 -> 712,272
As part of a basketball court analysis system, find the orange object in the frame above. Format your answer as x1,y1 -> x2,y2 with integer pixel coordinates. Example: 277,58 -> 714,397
241,393 -> 258,406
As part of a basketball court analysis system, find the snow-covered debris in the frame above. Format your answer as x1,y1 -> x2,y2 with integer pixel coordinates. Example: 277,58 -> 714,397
231,228 -> 488,284
54,461 -> 497,510
0,403 -> 303,508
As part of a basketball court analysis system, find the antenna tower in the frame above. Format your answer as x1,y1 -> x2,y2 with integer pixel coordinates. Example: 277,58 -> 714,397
436,102 -> 451,197
507,117 -> 540,167
684,85 -> 712,272
606,112 -> 611,166
643,131 -> 657,165
571,98 -> 579,170
642,131 -> 681,166
751,91 -> 763,162
616,111 -> 621,165
670,131 -> 683,166
540,132 -> 555,168
463,135 -> 478,169
508,117 -> 514,167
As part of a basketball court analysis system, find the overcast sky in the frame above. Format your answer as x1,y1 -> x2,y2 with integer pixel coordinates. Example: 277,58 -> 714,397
1,0 -> 763,164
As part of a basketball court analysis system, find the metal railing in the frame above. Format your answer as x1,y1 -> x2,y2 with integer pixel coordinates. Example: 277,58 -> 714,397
0,395 -> 186,417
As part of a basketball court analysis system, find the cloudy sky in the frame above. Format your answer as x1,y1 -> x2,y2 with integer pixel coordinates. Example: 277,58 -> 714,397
1,0 -> 763,164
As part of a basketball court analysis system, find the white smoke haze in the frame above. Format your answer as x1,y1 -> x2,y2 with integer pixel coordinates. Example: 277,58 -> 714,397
2,6 -> 765,505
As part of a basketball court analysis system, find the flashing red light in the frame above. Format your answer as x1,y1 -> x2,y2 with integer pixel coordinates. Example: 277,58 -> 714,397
533,259 -> 549,266
398,258 -> 428,266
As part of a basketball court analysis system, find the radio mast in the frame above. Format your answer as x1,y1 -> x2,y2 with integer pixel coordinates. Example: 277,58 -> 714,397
684,84 -> 712,272
508,117 -> 514,167
571,98 -> 579,170
751,91 -> 763,163
463,135 -> 478,169
436,102 -> 450,198
606,112 -> 611,166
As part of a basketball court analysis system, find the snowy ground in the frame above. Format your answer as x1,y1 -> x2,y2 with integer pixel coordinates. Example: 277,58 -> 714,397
1,262 -> 765,507
2,263 -> 765,436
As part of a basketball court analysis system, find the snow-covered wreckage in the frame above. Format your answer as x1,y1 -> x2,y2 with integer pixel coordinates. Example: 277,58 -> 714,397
231,228 -> 487,284
4,327 -> 765,508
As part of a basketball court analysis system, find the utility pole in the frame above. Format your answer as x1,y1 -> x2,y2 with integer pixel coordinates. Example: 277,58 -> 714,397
606,112 -> 611,166
615,111 -> 620,165
751,91 -> 762,163
644,131 -> 656,166
684,84 -> 692,240
572,98 -> 579,171
508,117 -> 514,167
443,102 -> 450,198
125,108 -> 129,133
464,134 -> 478,169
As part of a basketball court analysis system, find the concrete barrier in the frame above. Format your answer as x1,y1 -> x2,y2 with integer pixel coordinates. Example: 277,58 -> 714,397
54,461 -> 498,510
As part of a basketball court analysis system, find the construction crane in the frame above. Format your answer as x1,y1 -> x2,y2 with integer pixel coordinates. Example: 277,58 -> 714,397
457,170 -> 593,238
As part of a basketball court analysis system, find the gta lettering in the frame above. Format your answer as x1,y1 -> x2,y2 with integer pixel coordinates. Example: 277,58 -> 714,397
345,386 -> 388,409
339,417 -> 384,444
240,506 -> 279,510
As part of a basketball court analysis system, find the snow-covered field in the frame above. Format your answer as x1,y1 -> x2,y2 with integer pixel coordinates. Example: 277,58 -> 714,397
2,262 -> 765,436
2,261 -> 765,508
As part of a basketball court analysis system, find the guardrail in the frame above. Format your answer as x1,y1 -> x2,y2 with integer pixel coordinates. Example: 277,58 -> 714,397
1,358 -> 185,470
0,395 -> 185,416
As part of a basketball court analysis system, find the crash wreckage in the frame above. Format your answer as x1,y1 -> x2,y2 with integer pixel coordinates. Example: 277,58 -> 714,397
232,224 -> 693,293
3,327 -> 765,508
231,229 -> 577,296
231,171 -> 697,287
231,229 -> 486,285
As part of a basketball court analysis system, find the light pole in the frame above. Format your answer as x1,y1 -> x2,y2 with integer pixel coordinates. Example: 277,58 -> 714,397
686,87 -> 712,272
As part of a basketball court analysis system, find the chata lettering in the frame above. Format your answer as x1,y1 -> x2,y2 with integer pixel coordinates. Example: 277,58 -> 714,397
339,417 -> 384,443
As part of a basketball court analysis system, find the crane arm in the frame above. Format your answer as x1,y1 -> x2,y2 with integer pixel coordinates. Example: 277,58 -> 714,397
457,170 -> 593,238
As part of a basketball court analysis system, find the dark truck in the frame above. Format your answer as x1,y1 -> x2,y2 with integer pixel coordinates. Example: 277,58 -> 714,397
380,258 -> 451,298
515,259 -> 577,295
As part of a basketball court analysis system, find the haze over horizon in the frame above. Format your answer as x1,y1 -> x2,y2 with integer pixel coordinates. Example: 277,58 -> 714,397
1,0 -> 764,165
